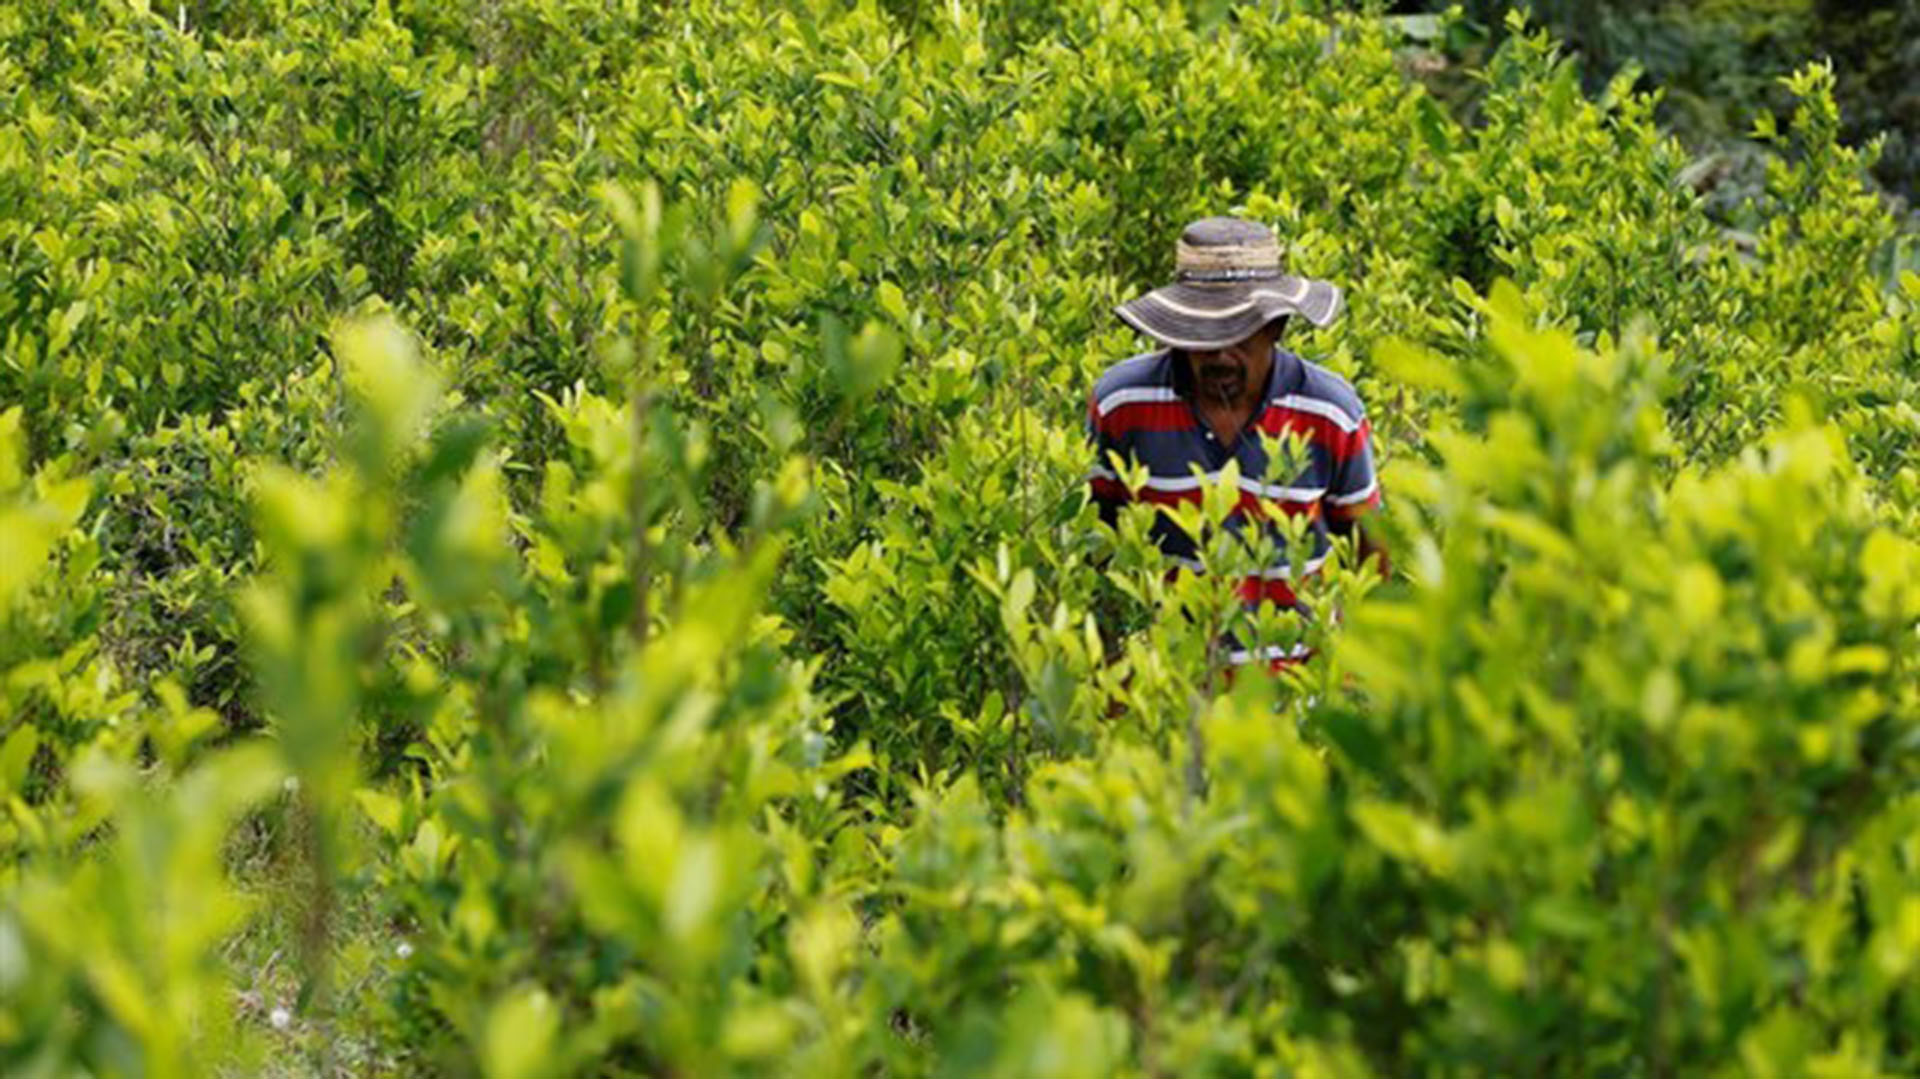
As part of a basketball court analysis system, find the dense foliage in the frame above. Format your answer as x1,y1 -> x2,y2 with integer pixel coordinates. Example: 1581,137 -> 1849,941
1430,0 -> 1920,216
3,1 -> 1919,1075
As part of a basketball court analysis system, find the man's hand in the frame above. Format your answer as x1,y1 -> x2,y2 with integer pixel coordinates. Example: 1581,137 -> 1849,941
1353,520 -> 1390,579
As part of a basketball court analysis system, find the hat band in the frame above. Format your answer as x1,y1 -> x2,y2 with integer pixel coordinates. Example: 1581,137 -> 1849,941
1176,266 -> 1284,283
1176,237 -> 1282,271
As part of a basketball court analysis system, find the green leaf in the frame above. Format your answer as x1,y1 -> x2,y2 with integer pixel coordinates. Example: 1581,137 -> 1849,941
1001,567 -> 1035,642
0,725 -> 40,796
482,984 -> 560,1079
354,788 -> 405,836
334,314 -> 440,457
877,280 -> 910,326
1376,337 -> 1463,394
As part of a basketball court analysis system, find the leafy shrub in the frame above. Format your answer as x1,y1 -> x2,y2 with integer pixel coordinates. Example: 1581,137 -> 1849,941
2,0 -> 1917,1075
1440,0 -> 1920,214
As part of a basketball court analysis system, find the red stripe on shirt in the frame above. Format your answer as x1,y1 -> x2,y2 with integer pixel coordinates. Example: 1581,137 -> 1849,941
1099,401 -> 1191,438
1258,408 -> 1366,462
1102,398 -> 1370,468
1237,576 -> 1301,608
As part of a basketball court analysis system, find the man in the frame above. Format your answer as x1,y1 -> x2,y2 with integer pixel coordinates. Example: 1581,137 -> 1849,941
1087,216 -> 1383,669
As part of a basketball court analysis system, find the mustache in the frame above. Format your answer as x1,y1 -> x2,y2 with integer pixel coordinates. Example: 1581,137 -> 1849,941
1197,366 -> 1244,400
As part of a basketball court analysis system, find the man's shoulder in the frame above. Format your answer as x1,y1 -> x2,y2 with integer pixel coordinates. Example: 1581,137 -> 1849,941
1091,349 -> 1172,405
1280,356 -> 1368,430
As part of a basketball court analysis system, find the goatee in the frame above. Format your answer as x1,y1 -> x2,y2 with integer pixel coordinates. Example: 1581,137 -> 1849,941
1200,371 -> 1243,404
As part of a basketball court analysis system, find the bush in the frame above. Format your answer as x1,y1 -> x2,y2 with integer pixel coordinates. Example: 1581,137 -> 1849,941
2,1 -> 1917,1075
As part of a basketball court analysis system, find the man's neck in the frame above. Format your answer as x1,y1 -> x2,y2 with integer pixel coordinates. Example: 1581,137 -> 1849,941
1194,383 -> 1262,445
1173,350 -> 1264,443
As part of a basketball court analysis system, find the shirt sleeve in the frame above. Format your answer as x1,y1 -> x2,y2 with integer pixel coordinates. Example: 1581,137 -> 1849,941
1087,392 -> 1130,527
1324,415 -> 1381,528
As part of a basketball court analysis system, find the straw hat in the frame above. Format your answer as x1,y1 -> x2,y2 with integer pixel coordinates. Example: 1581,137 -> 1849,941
1115,216 -> 1343,349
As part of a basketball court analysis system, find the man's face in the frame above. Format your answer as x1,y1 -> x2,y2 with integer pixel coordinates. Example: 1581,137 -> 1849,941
1188,322 -> 1280,405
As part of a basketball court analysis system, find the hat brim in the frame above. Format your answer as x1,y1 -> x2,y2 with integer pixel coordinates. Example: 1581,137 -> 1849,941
1115,276 -> 1344,350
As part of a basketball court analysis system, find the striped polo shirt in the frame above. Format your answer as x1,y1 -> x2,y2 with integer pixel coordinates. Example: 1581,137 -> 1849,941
1086,347 -> 1381,653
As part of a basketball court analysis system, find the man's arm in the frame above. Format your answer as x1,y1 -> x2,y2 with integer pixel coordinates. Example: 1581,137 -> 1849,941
1087,392 -> 1130,529
1324,414 -> 1387,576
1345,519 -> 1389,577
1086,389 -> 1137,681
